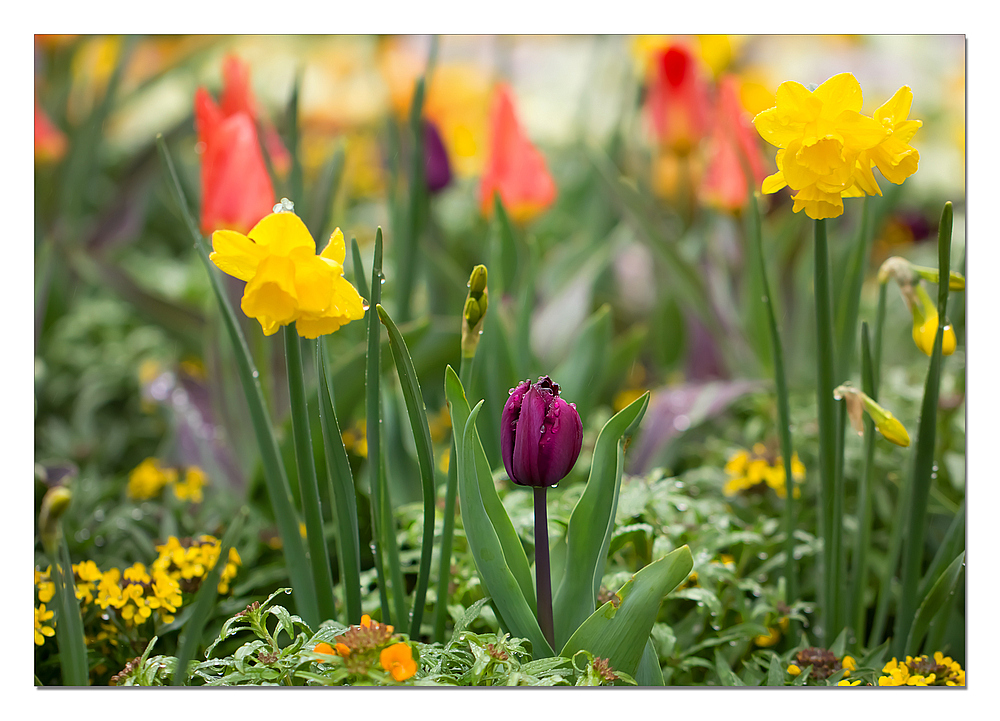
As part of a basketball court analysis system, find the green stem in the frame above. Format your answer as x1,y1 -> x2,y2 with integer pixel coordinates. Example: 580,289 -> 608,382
849,323 -> 878,642
534,486 -> 555,651
284,329 -> 338,623
745,191 -> 798,607
813,218 -> 838,644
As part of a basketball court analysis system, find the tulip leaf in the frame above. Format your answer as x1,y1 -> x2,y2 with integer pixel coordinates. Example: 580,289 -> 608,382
445,366 -> 537,614
559,545 -> 693,678
377,304 -> 436,638
458,400 -> 553,657
552,391 -> 650,648
634,639 -> 664,686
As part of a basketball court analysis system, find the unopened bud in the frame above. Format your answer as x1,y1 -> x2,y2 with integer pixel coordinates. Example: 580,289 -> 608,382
468,264 -> 488,295
461,265 -> 489,358
911,285 -> 956,357
39,486 -> 72,553
911,264 -> 966,291
833,384 -> 910,447
463,296 -> 482,328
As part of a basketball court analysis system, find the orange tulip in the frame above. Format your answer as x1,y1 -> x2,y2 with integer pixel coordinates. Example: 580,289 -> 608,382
34,97 -> 67,164
644,44 -> 711,155
218,55 -> 290,176
194,57 -> 278,236
699,75 -> 768,213
479,84 -> 556,224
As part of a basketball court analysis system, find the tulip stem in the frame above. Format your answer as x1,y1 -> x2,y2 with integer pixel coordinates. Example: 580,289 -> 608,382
534,486 -> 555,651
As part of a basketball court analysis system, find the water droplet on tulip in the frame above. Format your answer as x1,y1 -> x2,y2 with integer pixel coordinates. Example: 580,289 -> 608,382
195,141 -> 206,154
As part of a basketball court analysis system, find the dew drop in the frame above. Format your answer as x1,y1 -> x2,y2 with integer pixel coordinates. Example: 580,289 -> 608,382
362,301 -> 370,312
94,509 -> 105,523
252,370 -> 260,379
729,640 -> 737,646
757,552 -> 768,560
131,508 -> 144,521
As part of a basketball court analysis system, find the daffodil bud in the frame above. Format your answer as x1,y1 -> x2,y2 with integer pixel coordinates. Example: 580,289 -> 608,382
911,284 -> 956,357
833,384 -> 910,447
501,376 -> 583,488
39,486 -> 72,554
461,265 -> 489,358
911,264 -> 966,291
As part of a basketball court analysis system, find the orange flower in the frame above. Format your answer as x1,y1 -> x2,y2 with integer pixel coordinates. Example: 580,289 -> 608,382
479,84 -> 557,224
35,97 -> 67,163
644,44 -> 712,154
313,642 -> 336,659
379,642 -> 417,682
699,75 -> 769,213
194,57 -> 276,236
335,642 -> 351,657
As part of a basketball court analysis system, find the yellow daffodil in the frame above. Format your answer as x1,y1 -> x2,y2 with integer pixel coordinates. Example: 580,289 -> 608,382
210,209 -> 366,339
754,73 -> 901,220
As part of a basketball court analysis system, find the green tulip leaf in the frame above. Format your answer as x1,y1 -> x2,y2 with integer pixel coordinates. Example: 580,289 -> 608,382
559,545 -> 693,678
552,391 -> 650,647
445,365 -> 536,613
457,399 -> 552,657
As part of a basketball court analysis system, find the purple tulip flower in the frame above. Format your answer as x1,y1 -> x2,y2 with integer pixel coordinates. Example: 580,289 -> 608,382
501,376 -> 583,488
424,120 -> 452,193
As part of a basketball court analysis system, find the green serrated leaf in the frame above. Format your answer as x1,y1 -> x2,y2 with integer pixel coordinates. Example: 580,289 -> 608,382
559,545 -> 693,678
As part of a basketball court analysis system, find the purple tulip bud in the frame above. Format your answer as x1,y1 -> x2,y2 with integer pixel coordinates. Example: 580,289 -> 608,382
501,376 -> 583,488
424,120 -> 452,193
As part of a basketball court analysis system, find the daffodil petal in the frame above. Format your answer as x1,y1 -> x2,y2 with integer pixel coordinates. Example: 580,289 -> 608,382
210,230 -> 266,281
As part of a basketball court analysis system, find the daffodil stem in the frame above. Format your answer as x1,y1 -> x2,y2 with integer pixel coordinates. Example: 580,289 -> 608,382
744,190 -> 798,609
534,486 -> 555,651
848,322 -> 878,642
285,329 -> 338,624
433,355 -> 475,643
893,202 -> 952,657
813,218 -> 839,644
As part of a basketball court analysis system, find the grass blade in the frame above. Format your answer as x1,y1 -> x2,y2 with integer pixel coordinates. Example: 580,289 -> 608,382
904,552 -> 965,655
155,135 -> 317,627
51,537 -> 89,685
377,304 -> 437,638
316,340 -> 363,623
172,507 -> 247,685
893,202 -> 953,657
284,329 -> 337,624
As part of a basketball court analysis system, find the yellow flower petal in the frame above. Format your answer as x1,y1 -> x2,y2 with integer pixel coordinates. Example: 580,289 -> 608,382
210,229 -> 266,281
247,212 -> 316,256
319,228 -> 347,266
812,72 -> 864,115
241,255 -> 300,333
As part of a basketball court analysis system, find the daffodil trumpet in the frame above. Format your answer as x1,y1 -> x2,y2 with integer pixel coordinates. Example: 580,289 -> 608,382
833,384 -> 910,447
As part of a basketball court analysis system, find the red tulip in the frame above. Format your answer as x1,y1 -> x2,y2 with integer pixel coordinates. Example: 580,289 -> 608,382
34,97 -> 67,164
699,75 -> 768,213
218,55 -> 291,176
479,84 -> 556,223
645,45 -> 711,155
194,60 -> 275,236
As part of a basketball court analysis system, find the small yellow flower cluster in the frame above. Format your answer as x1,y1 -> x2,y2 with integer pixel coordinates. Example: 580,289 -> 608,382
96,562 -> 183,625
877,653 -> 964,686
152,535 -> 242,594
754,616 -> 790,647
723,444 -> 805,499
35,604 -> 55,646
313,614 -> 418,683
127,458 -> 207,503
754,73 -> 921,220
34,566 -> 57,647
787,648 -> 854,681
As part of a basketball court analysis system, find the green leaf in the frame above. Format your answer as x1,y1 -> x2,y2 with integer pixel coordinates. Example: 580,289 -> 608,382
905,551 -> 965,655
767,653 -> 785,686
456,399 -> 553,657
445,366 -> 536,613
316,340 -> 363,623
50,536 -> 89,686
552,304 -> 613,419
155,136 -> 317,628
715,648 -> 745,686
377,304 -> 437,637
559,545 -> 693,678
552,391 -> 650,646
172,507 -> 247,685
634,639 -> 664,686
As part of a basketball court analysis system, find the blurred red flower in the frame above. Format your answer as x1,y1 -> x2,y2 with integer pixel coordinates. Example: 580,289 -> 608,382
699,75 -> 769,213
34,97 -> 67,164
479,84 -> 556,223
645,45 -> 711,155
194,56 -> 280,235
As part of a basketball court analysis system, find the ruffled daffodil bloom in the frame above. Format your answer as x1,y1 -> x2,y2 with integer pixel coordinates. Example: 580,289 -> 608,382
754,73 -> 920,220
210,208 -> 366,339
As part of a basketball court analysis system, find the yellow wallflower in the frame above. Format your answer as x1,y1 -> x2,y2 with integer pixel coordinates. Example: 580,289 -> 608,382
878,654 -> 964,686
73,560 -> 103,606
723,447 -> 805,499
35,604 -> 56,646
173,466 -> 207,504
35,566 -> 55,604
838,679 -> 861,686
127,458 -> 177,500
210,211 -> 366,339
754,73 -> 919,220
